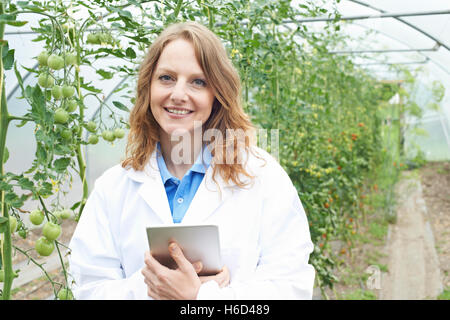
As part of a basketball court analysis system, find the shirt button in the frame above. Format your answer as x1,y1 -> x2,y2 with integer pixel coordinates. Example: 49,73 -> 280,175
177,198 -> 184,204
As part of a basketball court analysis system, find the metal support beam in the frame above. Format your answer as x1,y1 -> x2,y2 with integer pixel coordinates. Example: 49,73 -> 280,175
283,9 -> 450,24
355,58 -> 429,66
347,0 -> 450,52
329,45 -> 440,55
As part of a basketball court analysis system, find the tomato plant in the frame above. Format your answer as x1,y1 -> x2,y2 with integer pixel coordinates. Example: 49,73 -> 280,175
0,0 -> 427,300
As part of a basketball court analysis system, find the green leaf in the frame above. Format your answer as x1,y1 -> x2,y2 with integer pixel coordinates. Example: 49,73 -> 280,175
18,177 -> 34,191
3,146 -> 8,164
14,61 -> 25,92
53,157 -> 71,173
38,182 -> 53,197
5,20 -> 28,27
125,47 -> 136,59
112,101 -> 129,112
80,80 -> 102,93
0,181 -> 13,192
0,13 -> 16,22
96,69 -> 114,80
3,49 -> 14,70
70,201 -> 81,211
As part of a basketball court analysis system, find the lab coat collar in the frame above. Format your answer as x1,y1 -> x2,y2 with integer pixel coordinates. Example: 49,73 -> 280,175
125,148 -> 234,224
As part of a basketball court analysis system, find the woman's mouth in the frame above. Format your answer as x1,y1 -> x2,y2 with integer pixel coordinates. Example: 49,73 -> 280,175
164,107 -> 193,117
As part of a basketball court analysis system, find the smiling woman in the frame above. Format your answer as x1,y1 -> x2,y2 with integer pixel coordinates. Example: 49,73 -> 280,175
67,21 -> 315,300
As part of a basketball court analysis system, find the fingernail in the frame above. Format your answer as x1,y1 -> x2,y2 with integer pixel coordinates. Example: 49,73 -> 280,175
169,243 -> 177,252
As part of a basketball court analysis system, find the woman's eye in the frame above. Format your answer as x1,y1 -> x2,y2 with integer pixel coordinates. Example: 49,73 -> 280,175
159,75 -> 172,81
193,79 -> 207,87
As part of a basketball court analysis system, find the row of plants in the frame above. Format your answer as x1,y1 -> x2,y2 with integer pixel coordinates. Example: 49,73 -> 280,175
0,0 -> 433,299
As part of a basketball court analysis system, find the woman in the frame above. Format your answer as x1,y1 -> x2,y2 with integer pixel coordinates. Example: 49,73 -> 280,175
68,21 -> 315,300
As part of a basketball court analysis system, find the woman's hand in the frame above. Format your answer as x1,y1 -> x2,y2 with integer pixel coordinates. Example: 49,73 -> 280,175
200,266 -> 230,288
142,242 -> 202,300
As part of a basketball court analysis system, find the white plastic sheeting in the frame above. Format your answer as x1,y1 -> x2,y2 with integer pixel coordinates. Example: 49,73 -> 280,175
320,0 -> 450,160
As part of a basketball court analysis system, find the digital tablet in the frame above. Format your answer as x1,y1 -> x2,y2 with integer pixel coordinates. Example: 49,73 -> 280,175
146,224 -> 222,276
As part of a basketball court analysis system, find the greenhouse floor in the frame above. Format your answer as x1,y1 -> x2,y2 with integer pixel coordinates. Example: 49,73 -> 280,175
380,170 -> 443,299
322,162 -> 449,300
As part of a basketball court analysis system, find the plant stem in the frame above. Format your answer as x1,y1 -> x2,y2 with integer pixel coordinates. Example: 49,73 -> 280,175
74,27 -> 88,221
0,0 -> 13,300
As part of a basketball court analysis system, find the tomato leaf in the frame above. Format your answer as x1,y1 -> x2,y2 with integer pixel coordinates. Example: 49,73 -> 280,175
6,20 -> 28,27
125,47 -> 136,59
53,157 -> 71,173
112,101 -> 129,112
2,146 -> 8,164
70,201 -> 81,211
18,177 -> 34,191
0,181 -> 13,192
2,49 -> 14,70
96,69 -> 114,79
80,77 -> 102,93
14,61 -> 25,93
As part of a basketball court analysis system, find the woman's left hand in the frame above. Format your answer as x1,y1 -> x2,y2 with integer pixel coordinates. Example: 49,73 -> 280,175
142,242 -> 202,300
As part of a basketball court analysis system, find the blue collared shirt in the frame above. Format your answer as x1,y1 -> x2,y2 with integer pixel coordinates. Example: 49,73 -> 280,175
156,143 -> 212,223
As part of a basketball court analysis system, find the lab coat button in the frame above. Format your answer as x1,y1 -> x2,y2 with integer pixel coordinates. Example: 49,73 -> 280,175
177,197 -> 184,203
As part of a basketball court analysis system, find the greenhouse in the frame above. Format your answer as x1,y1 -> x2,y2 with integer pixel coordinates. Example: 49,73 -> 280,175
0,0 -> 449,302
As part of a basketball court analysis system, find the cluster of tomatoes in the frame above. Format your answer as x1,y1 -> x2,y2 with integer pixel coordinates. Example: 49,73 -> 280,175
4,208 -> 74,299
28,208 -> 73,257
36,50 -> 126,145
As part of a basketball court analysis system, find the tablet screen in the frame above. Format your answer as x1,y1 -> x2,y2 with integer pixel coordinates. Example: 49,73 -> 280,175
146,224 -> 222,276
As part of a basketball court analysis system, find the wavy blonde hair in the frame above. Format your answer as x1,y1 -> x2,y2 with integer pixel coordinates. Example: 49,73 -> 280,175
122,21 -> 261,188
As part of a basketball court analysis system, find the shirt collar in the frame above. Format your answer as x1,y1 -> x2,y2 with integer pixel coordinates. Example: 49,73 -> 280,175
156,142 -> 212,184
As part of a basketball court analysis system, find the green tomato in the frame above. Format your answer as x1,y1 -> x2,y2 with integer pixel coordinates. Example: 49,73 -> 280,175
86,121 -> 97,133
9,216 -> 17,233
42,221 -> 62,241
35,236 -> 55,257
66,99 -> 78,113
59,209 -> 72,220
102,130 -> 115,142
54,108 -> 69,124
57,288 -> 74,300
61,129 -> 72,140
113,128 -> 125,139
38,74 -> 54,88
88,135 -> 99,145
62,85 -> 75,98
87,33 -> 100,44
51,85 -> 63,100
64,52 -> 77,66
47,54 -> 65,70
37,51 -> 49,66
18,229 -> 27,239
29,209 -> 45,225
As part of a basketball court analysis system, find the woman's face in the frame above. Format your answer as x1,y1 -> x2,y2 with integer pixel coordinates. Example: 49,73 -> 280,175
150,38 -> 215,139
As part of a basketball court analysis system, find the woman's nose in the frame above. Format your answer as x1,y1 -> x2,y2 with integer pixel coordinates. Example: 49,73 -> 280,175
170,81 -> 188,103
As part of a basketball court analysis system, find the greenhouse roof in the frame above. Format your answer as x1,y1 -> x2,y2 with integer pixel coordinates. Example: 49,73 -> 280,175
4,0 -> 450,174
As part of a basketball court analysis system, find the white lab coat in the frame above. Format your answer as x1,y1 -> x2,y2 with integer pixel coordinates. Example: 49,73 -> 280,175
68,146 -> 315,300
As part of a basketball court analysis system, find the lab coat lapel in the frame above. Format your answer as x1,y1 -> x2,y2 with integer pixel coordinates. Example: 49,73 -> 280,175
128,150 -> 173,224
182,166 -> 234,224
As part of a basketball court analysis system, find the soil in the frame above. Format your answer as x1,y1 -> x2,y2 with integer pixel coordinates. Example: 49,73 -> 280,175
322,161 -> 449,300
419,162 -> 450,289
